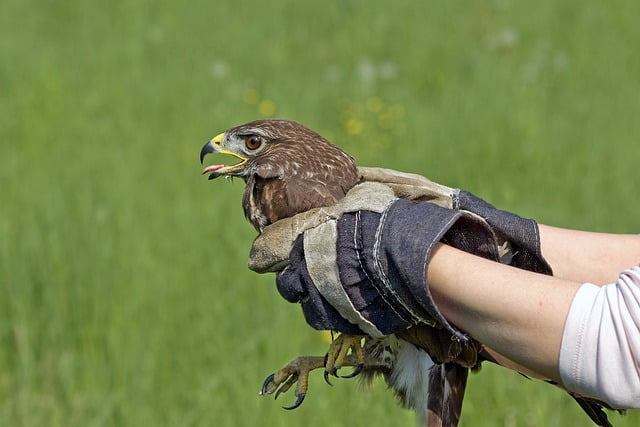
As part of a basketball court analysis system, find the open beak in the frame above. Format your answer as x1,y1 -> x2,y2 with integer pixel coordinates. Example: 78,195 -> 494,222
200,132 -> 248,180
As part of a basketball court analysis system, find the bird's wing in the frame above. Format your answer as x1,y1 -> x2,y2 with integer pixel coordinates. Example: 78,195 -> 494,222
252,177 -> 289,226
288,178 -> 346,211
249,176 -> 347,229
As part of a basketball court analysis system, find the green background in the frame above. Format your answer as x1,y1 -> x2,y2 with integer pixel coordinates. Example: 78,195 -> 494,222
1,1 -> 638,426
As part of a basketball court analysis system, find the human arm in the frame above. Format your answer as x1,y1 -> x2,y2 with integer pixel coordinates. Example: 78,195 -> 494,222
428,226 -> 640,379
538,224 -> 640,285
428,232 -> 640,408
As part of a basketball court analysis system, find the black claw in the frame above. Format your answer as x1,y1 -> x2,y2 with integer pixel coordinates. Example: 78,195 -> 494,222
341,364 -> 363,379
260,373 -> 275,395
323,370 -> 333,386
282,393 -> 306,410
323,354 -> 340,378
274,388 -> 283,401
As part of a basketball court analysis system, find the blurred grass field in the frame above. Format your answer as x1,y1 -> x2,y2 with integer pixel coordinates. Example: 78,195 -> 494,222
1,1 -> 639,426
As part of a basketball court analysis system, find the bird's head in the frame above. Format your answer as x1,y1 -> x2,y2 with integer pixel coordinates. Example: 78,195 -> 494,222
200,119 -> 356,182
200,119 -> 359,231
200,121 -> 267,180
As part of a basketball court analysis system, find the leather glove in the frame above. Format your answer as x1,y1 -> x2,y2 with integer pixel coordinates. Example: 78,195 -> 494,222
249,168 -> 552,338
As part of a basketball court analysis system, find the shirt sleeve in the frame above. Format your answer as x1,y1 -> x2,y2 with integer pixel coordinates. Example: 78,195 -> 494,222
559,266 -> 640,409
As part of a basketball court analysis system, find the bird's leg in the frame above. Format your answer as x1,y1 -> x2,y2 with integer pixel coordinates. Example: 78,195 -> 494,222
260,334 -> 370,410
324,333 -> 367,380
260,356 -> 325,410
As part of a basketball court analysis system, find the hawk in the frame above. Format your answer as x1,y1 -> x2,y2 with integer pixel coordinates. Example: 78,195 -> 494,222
200,119 -> 615,426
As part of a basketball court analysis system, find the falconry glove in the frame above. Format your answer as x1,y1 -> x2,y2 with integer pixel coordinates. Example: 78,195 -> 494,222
249,168 -> 552,338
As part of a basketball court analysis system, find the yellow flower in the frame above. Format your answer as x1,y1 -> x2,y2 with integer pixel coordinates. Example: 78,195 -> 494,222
258,99 -> 276,116
344,117 -> 364,136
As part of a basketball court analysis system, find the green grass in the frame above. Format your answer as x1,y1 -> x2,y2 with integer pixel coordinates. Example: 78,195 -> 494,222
1,1 -> 639,426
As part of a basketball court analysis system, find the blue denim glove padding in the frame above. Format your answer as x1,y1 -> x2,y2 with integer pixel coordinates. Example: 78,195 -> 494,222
275,233 -> 365,335
454,191 -> 552,275
276,198 -> 500,341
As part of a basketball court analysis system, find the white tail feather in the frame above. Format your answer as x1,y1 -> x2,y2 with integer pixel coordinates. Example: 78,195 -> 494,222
389,340 -> 434,415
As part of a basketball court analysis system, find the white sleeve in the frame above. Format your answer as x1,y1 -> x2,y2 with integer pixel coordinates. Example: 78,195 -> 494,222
559,266 -> 640,409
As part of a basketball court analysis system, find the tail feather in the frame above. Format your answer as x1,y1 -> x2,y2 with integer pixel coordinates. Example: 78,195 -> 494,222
383,341 -> 468,427
388,341 -> 434,415
426,363 -> 468,427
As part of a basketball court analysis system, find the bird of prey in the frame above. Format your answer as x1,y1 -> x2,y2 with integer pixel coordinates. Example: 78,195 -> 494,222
200,119 -> 616,427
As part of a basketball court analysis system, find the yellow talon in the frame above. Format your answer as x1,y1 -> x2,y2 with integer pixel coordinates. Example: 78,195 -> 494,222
260,334 -> 369,410
324,334 -> 366,378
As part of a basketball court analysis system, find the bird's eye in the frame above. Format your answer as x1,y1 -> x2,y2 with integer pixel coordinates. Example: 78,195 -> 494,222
245,135 -> 263,150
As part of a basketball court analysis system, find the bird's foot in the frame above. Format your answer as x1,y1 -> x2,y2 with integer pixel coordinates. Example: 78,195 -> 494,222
324,333 -> 366,382
260,355 -> 325,410
260,334 -> 367,410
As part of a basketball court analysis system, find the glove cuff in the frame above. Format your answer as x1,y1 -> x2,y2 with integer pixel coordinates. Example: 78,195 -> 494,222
453,190 -> 552,275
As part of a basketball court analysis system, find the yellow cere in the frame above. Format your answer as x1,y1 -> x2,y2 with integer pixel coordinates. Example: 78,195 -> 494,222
211,132 -> 225,145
